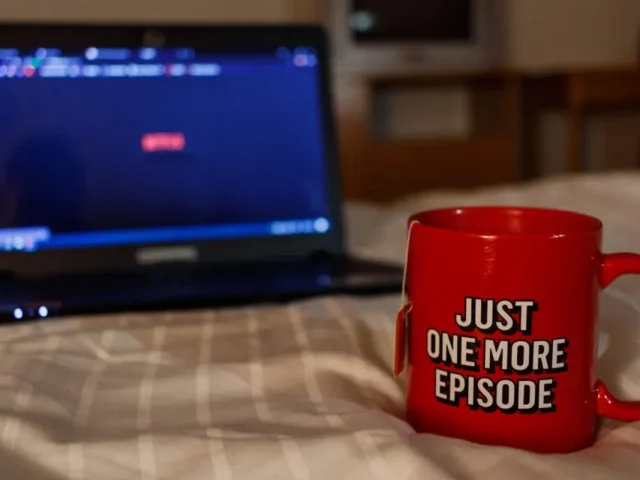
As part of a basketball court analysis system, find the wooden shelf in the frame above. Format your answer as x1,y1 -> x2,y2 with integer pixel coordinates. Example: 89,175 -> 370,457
367,136 -> 517,202
366,68 -> 519,87
335,70 -> 522,202
335,64 -> 639,201
521,64 -> 640,176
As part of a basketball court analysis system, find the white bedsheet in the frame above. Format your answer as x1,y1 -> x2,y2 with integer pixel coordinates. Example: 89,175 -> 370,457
3,171 -> 640,479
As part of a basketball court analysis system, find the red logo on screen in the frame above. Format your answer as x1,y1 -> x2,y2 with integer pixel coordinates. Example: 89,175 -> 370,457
141,132 -> 186,152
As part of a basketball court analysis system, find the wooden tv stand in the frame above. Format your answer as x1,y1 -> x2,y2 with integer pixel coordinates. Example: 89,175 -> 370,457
335,69 -> 522,203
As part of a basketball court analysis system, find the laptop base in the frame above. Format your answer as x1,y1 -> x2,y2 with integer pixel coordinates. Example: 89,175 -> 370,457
0,256 -> 402,322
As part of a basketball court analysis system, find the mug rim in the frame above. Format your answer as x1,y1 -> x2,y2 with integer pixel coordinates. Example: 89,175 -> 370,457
408,206 -> 603,238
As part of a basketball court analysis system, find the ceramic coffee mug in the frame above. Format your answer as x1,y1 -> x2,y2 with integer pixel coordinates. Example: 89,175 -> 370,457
394,206 -> 640,454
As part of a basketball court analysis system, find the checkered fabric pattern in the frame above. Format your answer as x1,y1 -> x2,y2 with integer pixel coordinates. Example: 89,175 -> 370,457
1,172 -> 640,479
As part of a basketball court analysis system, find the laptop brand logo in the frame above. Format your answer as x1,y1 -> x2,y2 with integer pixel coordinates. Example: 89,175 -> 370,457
135,246 -> 199,265
143,30 -> 166,48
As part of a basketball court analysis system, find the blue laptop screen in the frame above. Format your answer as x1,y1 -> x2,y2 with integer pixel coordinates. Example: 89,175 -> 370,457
0,46 -> 330,252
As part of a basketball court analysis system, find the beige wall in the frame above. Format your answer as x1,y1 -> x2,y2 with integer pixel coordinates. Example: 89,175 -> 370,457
505,0 -> 640,69
0,0 -> 303,22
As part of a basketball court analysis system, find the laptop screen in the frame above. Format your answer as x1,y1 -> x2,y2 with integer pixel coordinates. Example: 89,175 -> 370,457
0,46 -> 331,252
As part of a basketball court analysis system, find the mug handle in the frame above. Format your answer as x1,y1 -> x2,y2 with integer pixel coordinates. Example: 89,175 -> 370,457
596,253 -> 640,421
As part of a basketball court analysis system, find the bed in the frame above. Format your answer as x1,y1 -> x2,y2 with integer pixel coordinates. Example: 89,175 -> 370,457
2,171 -> 640,479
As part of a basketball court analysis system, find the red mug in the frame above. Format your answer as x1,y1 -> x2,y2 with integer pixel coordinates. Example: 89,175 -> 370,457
394,206 -> 640,453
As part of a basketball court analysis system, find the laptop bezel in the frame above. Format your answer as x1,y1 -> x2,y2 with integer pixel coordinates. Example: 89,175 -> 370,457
0,23 -> 346,276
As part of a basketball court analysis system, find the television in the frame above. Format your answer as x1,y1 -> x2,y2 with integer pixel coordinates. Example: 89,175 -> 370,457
324,0 -> 503,74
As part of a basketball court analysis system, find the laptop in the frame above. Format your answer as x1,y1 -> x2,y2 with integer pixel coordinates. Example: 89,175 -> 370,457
0,23 -> 402,321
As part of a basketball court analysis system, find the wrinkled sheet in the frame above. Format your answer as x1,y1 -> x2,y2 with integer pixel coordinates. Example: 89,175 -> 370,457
2,172 -> 640,479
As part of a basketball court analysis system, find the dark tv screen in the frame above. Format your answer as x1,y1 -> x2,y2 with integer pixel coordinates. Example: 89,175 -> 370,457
350,0 -> 472,43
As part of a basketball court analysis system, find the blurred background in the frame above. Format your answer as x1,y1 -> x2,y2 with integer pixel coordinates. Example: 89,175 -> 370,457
2,0 -> 638,203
